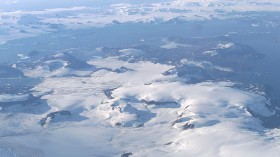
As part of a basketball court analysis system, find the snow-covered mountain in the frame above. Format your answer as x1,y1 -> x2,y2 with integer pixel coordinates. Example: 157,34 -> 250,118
0,0 -> 280,157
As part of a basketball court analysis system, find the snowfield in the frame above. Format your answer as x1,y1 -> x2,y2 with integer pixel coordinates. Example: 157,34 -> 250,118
0,0 -> 280,157
1,57 -> 279,157
1,0 -> 280,45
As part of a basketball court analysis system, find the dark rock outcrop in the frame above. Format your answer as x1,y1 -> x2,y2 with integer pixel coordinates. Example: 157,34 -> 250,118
40,110 -> 71,127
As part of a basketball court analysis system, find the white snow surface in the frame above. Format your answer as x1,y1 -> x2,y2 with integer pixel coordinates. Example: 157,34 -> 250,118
202,50 -> 218,56
217,43 -> 235,49
0,1 -> 280,156
180,58 -> 234,72
0,94 -> 29,102
1,57 -> 279,157
160,39 -> 192,49
1,0 -> 280,44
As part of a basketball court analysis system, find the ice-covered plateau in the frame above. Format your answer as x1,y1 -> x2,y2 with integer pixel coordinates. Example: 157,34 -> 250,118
0,56 -> 279,157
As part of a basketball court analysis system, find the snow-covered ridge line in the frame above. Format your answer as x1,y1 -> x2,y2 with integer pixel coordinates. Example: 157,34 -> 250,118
34,1 -> 280,27
1,0 -> 280,27
1,0 -> 279,46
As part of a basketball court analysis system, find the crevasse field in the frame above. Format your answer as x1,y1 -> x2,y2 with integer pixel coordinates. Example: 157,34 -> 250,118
0,0 -> 280,157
